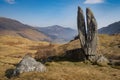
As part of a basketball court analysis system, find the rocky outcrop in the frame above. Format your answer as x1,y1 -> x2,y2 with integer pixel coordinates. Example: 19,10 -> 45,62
77,6 -> 109,66
13,54 -> 46,76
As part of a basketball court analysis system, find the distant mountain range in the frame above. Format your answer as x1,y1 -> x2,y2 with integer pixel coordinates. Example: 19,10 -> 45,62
0,17 -> 77,43
36,25 -> 77,43
98,21 -> 120,34
0,17 -> 51,41
0,17 -> 119,43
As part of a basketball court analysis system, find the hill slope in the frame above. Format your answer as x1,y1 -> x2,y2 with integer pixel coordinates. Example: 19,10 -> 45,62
55,34 -> 120,60
36,25 -> 77,43
0,35 -> 120,80
98,21 -> 120,34
0,17 -> 51,41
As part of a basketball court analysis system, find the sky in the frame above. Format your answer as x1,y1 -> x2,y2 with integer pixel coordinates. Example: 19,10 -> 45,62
0,0 -> 120,29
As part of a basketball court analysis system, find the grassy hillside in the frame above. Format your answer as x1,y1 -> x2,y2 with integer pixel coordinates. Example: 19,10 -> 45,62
54,34 -> 120,60
0,35 -> 120,80
0,35 -> 50,64
0,61 -> 120,80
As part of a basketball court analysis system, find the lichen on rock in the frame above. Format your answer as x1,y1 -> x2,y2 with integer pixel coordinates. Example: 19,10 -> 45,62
13,54 -> 46,76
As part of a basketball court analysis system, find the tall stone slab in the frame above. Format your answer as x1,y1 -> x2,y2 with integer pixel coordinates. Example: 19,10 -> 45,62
77,7 -> 87,49
77,6 -> 109,65
86,8 -> 98,61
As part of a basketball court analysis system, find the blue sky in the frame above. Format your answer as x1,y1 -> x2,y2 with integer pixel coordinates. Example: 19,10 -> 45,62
0,0 -> 120,29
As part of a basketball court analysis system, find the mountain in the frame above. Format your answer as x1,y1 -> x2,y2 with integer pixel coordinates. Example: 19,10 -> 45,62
98,21 -> 120,34
0,17 -> 77,43
0,17 -> 51,41
36,25 -> 77,43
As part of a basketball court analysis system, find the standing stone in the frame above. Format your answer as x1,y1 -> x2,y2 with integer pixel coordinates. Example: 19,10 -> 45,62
86,8 -> 98,62
77,6 -> 109,65
77,7 -> 87,50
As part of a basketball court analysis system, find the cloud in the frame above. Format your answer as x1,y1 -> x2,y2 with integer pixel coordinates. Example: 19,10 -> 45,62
5,0 -> 16,4
84,0 -> 104,4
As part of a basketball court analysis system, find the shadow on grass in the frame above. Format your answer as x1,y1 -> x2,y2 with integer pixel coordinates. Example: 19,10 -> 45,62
58,48 -> 86,62
5,66 -> 20,79
36,48 -> 86,63
5,69 -> 14,79
109,60 -> 120,69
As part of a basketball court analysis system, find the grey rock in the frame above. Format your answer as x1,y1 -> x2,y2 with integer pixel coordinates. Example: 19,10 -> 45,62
96,55 -> 109,66
87,54 -> 109,66
86,8 -> 98,56
77,6 -> 109,64
77,6 -> 98,61
77,7 -> 87,50
13,54 -> 46,75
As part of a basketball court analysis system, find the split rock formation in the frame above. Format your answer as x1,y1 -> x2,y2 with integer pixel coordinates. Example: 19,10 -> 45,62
77,6 -> 109,66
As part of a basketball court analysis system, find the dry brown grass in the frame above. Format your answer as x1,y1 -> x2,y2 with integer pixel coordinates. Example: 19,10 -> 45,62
55,34 -> 120,60
0,35 -> 50,57
0,35 -> 51,66
0,61 -> 120,80
0,35 -> 120,80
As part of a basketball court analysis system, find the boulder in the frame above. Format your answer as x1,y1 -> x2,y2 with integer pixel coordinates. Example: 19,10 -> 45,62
13,54 -> 46,76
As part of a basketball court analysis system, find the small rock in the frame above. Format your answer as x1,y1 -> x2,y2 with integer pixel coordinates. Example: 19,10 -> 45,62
96,55 -> 109,66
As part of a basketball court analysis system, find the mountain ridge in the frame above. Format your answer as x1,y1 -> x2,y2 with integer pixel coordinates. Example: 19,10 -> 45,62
0,17 -> 77,43
0,17 -> 51,41
98,21 -> 120,34
36,25 -> 77,43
